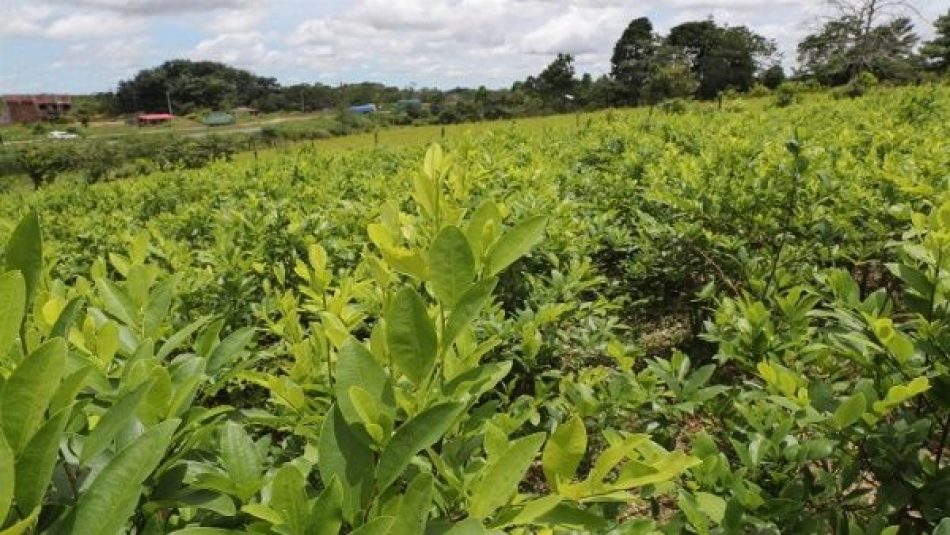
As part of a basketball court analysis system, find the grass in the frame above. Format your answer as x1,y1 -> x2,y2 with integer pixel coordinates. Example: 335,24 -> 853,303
0,110 -> 339,144
296,109 -> 629,152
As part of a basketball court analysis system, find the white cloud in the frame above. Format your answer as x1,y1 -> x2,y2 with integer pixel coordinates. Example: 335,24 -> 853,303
0,5 -> 52,37
208,8 -> 266,33
192,31 -> 285,69
47,0 -> 265,15
45,12 -> 144,38
520,6 -> 626,55
64,36 -> 149,65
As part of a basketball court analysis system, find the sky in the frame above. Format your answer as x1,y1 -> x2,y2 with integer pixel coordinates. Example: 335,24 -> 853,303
0,0 -> 945,94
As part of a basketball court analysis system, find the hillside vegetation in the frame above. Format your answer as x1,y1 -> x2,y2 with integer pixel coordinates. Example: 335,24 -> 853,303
0,84 -> 948,534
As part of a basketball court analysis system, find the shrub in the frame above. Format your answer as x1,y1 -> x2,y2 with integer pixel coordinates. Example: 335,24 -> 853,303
748,83 -> 772,97
658,98 -> 688,114
775,82 -> 797,107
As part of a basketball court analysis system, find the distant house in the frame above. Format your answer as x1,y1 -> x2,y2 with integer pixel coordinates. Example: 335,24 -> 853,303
348,103 -> 377,114
137,113 -> 174,126
1,94 -> 73,124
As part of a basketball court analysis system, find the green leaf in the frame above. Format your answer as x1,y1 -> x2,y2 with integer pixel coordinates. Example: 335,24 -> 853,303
308,477 -> 344,535
389,472 -> 435,535
443,278 -> 497,350
493,495 -> 561,528
679,491 -> 710,535
13,408 -> 68,513
207,327 -> 255,373
612,450 -> 701,491
95,277 -> 139,327
169,529 -> 245,535
335,338 -> 395,428
386,286 -> 438,385
269,465 -> 309,535
81,380 -> 152,464
933,518 -> 950,535
242,503 -> 283,524
157,316 -> 211,361
64,419 -> 179,535
0,432 -> 13,524
722,498 -> 743,532
872,318 -> 915,364
49,366 -> 92,416
423,143 -> 444,180
1,338 -> 66,452
464,199 -> 502,261
0,271 -> 25,357
442,518 -> 487,535
696,492 -> 726,524
3,211 -> 42,307
442,361 -> 512,399
469,432 -> 546,519
351,516 -> 395,535
484,216 -> 547,276
874,376 -> 930,414
833,392 -> 867,429
887,263 -> 934,299
318,405 -> 374,525
0,507 -> 39,535
220,420 -> 263,501
367,224 -> 429,281
50,296 -> 86,339
144,275 -> 178,334
376,402 -> 464,493
542,415 -> 586,491
534,503 -> 607,531
429,226 -> 475,309
349,386 -> 385,442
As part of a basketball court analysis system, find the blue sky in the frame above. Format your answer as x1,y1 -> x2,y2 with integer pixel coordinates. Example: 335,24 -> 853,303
0,0 -> 944,94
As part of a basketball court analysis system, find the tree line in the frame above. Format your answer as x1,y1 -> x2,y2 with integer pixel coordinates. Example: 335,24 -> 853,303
79,4 -> 950,122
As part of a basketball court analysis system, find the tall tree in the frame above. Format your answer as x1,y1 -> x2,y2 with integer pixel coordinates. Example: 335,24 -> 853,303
921,9 -> 950,72
641,46 -> 700,104
797,0 -> 920,83
116,60 -> 279,114
536,53 -> 578,110
610,17 -> 657,105
667,20 -> 775,99
759,64 -> 786,88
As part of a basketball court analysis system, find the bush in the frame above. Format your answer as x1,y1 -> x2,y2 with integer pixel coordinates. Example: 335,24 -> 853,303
658,98 -> 688,114
774,83 -> 797,107
748,83 -> 772,97
836,71 -> 880,99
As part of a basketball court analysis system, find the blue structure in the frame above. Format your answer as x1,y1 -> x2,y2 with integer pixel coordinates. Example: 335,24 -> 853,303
349,103 -> 377,114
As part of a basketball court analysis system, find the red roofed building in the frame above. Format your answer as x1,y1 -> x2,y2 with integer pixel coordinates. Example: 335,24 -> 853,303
1,94 -> 73,124
137,113 -> 174,126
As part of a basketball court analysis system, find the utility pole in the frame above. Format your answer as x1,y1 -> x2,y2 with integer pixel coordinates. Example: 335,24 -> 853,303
166,89 -> 173,115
